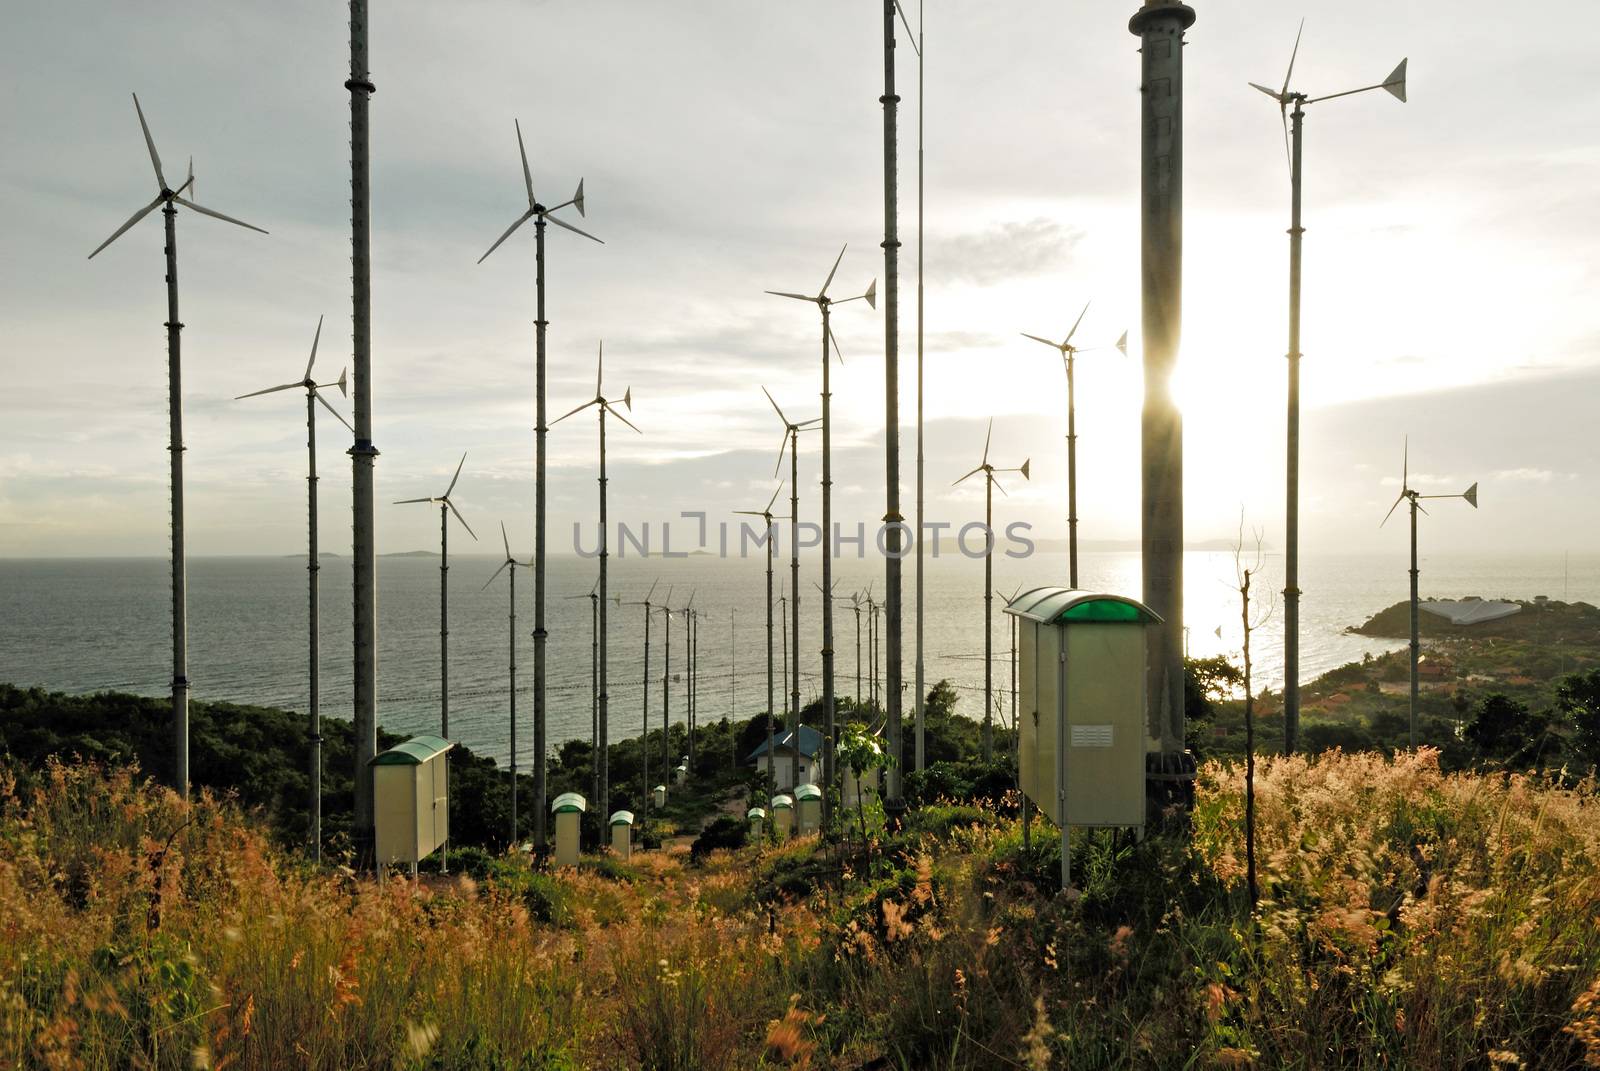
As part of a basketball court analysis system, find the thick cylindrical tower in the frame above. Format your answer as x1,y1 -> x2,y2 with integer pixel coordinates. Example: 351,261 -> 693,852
1129,0 -> 1194,762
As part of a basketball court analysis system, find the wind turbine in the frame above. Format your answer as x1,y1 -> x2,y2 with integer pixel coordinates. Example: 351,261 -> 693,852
554,342 -> 638,816
763,388 -> 820,739
1380,439 -> 1477,749
620,580 -> 660,810
394,452 -> 478,737
1251,22 -> 1408,755
88,92 -> 267,798
1021,302 -> 1128,588
768,246 -> 876,804
479,118 -> 602,848
482,523 -> 529,846
235,316 -> 349,859
954,420 -> 1030,761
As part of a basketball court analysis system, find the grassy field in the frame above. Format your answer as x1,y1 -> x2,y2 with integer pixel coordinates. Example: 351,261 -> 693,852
3,749 -> 1599,1069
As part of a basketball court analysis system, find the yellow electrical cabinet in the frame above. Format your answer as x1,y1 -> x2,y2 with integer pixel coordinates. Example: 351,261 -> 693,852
369,735 -> 454,869
1006,589 -> 1160,835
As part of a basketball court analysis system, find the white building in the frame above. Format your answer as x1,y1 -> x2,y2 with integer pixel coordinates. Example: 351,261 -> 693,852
746,725 -> 822,791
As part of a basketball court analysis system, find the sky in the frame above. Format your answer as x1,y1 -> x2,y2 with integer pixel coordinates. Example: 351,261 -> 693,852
1,0 -> 1596,561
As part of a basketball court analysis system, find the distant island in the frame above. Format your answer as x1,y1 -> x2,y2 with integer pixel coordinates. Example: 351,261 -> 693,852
379,550 -> 437,558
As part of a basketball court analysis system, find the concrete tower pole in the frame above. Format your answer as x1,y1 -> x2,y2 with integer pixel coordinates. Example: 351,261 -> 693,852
820,303 -> 837,813
508,564 -> 517,844
1129,0 -> 1195,765
306,389 -> 322,860
598,407 -> 610,815
789,432 -> 802,738
162,203 -> 190,799
532,215 -> 550,850
881,0 -> 905,810
440,504 -> 450,736
346,0 -> 379,864
913,0 -> 926,775
1284,98 -> 1306,755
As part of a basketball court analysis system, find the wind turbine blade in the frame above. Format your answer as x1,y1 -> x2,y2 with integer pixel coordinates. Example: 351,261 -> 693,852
131,93 -> 167,190
547,212 -> 603,244
1463,481 -> 1478,509
481,560 -> 511,592
1402,435 -> 1409,492
773,431 -> 790,480
1247,81 -> 1282,100
829,324 -> 844,365
87,194 -> 164,259
992,475 -> 1008,498
1414,500 -> 1429,517
234,381 -> 302,399
762,386 -> 790,427
894,0 -> 918,46
447,499 -> 478,541
595,340 -> 604,398
1281,105 -> 1292,173
394,497 -> 436,505
304,314 -> 324,381
820,244 -> 847,298
1064,301 -> 1091,346
953,466 -> 983,487
178,156 -> 194,196
646,578 -> 659,603
1383,58 -> 1408,103
501,520 -> 512,561
766,290 -> 814,302
445,452 -> 467,497
765,482 -> 783,513
795,417 -> 822,428
172,195 -> 267,235
1021,332 -> 1061,350
1379,493 -> 1404,528
605,402 -> 641,434
1116,330 -> 1129,356
313,388 -> 354,433
1281,18 -> 1304,98
514,118 -> 535,207
551,398 -> 598,425
478,210 -> 533,264
982,417 -> 993,467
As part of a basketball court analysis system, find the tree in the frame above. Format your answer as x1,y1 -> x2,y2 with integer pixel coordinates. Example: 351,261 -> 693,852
1555,669 -> 1600,772
1465,693 -> 1556,768
836,725 -> 892,842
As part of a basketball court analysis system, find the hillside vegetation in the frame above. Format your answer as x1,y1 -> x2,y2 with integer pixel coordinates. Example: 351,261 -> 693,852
3,751 -> 1598,1069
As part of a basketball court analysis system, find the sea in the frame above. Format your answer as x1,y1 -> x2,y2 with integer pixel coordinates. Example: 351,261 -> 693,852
2,550 -> 1594,767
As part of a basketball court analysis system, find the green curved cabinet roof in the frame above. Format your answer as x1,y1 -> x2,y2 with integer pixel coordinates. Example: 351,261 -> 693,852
1002,587 -> 1162,626
747,807 -> 766,820
770,794 -> 793,809
551,791 -> 587,814
609,810 -> 635,826
794,783 -> 823,801
368,734 -> 454,766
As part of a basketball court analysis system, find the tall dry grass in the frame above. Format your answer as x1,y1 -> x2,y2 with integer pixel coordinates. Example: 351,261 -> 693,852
4,751 -> 1599,1069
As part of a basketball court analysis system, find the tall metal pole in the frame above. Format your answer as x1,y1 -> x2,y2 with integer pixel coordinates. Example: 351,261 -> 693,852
881,0 -> 904,808
1129,0 -> 1195,761
1408,497 -> 1419,749
346,0 -> 378,864
682,606 -> 692,769
306,391 -> 321,860
789,433 -> 802,737
913,0 -> 926,776
598,407 -> 610,813
641,599 -> 651,810
439,505 -> 450,736
162,205 -> 190,799
854,602 -> 863,705
662,604 -> 672,776
1066,353 -> 1080,588
764,533 -> 775,788
588,594 -> 598,805
532,214 -> 549,849
780,592 -> 789,784
820,304 -> 837,810
1283,98 -> 1305,755
982,474 -> 994,761
509,564 -> 518,845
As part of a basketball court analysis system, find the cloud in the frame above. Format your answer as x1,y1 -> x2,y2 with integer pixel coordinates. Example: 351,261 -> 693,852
1490,468 -> 1559,484
930,218 -> 1083,287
